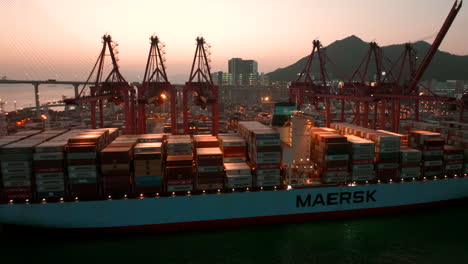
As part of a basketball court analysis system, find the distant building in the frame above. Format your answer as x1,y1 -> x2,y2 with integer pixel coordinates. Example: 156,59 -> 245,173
429,80 -> 467,97
211,71 -> 233,86
228,58 -> 258,86
211,71 -> 223,85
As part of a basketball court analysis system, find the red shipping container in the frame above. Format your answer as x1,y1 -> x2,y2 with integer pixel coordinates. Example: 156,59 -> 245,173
445,169 -> 462,175
34,160 -> 64,168
224,152 -> 247,158
101,146 -> 133,164
196,160 -> 223,166
166,156 -> 193,167
3,187 -> 33,200
165,166 -> 193,179
352,160 -> 373,165
223,146 -> 246,153
197,171 -> 224,179
196,177 -> 224,184
422,155 -> 444,161
68,159 -> 98,166
69,183 -> 99,201
446,160 -> 463,165
34,167 -> 64,173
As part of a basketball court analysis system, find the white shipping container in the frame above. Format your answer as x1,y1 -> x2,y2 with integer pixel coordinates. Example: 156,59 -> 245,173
67,152 -> 97,159
423,150 -> 444,157
197,166 -> 223,173
325,154 -> 349,161
67,165 -> 97,172
1,161 -> 31,167
3,180 -> 32,187
252,151 -> 281,159
446,154 -> 464,160
35,172 -> 64,180
226,174 -> 252,183
33,152 -> 64,160
253,157 -> 281,164
424,160 -> 443,167
36,179 -> 65,186
68,171 -> 98,179
2,174 -> 31,181
351,164 -> 374,170
256,174 -> 281,182
255,139 -> 281,146
352,154 -> 374,160
167,185 -> 193,192
351,174 -> 373,181
1,167 -> 32,174
224,163 -> 251,175
256,169 -> 281,175
226,182 -> 252,188
445,164 -> 463,170
37,185 -> 65,192
256,179 -> 281,187
377,163 -> 399,169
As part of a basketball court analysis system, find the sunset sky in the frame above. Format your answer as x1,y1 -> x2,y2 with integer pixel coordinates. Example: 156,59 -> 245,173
0,0 -> 467,83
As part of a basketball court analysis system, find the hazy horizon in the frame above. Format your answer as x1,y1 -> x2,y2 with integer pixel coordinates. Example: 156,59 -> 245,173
0,0 -> 467,83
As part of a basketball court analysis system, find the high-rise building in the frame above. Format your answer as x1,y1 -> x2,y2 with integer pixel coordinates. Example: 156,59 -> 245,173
228,58 -> 258,86
211,71 -> 223,85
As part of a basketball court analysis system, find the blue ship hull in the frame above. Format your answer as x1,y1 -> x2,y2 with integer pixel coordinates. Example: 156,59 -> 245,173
1,178 -> 468,231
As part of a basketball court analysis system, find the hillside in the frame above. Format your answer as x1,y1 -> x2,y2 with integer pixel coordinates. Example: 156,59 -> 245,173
266,35 -> 468,82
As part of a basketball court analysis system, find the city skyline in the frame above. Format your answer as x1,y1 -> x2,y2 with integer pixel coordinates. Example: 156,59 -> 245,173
0,0 -> 467,83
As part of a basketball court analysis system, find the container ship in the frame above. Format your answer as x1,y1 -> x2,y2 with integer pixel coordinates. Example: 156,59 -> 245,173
1,114 -> 468,231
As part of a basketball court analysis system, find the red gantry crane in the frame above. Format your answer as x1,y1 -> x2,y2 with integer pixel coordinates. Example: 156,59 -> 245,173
183,37 -> 219,135
65,34 -> 137,134
291,0 -> 463,131
138,35 -> 177,134
373,0 -> 463,128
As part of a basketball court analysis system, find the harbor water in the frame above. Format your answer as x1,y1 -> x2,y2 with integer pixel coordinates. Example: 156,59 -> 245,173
0,203 -> 467,263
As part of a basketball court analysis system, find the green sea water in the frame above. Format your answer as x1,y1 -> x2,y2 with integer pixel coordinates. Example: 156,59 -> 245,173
1,204 -> 467,264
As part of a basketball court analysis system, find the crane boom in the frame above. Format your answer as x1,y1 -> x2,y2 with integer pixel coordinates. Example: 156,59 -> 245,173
409,0 -> 462,92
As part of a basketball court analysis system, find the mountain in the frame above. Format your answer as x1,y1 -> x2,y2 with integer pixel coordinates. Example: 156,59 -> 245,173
266,35 -> 468,82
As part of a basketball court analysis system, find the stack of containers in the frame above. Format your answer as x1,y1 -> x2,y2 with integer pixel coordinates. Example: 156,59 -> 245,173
133,142 -> 163,195
165,155 -> 193,192
0,139 -> 42,201
67,132 -> 107,200
377,130 -> 408,147
238,122 -> 282,188
345,135 -> 374,182
311,130 -> 349,184
195,147 -> 224,191
443,145 -> 464,177
0,132 -> 42,201
218,136 -> 247,163
369,133 -> 400,182
399,147 -> 422,179
447,130 -> 468,148
224,162 -> 252,189
34,141 -> 67,200
100,144 -> 134,198
166,135 -> 194,192
409,131 -> 445,178
193,135 -> 219,149
137,134 -> 164,143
